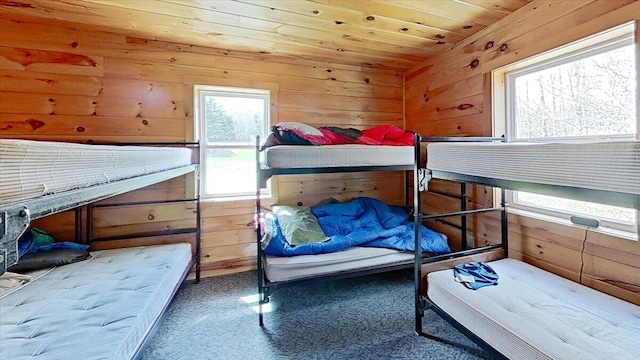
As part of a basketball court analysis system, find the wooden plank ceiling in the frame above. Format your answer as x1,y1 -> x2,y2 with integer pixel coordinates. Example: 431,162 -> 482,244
0,0 -> 531,71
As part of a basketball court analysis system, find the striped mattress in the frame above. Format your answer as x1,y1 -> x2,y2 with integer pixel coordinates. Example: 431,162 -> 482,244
426,141 -> 640,196
0,139 -> 193,204
261,144 -> 414,169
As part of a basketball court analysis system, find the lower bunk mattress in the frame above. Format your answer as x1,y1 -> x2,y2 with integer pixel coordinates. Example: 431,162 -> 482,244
427,258 -> 640,360
0,243 -> 192,360
0,139 -> 193,204
264,246 -> 415,282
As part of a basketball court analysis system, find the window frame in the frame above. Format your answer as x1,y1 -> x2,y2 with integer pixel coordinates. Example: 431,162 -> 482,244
194,84 -> 271,201
505,36 -> 635,143
492,22 -> 638,237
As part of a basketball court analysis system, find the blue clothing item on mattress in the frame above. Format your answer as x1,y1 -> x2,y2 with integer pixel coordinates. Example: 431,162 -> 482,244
453,261 -> 499,290
18,228 -> 89,257
263,197 -> 450,256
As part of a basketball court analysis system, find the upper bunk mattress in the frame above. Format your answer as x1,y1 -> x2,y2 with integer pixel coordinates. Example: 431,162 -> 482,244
0,139 -> 193,204
427,258 -> 640,360
261,145 -> 414,169
0,243 -> 192,360
426,141 -> 640,196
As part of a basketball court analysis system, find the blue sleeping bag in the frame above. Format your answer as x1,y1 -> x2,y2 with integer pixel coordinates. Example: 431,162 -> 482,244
263,197 -> 450,256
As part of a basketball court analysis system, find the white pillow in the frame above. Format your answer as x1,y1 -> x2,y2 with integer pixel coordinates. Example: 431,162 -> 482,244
275,122 -> 323,136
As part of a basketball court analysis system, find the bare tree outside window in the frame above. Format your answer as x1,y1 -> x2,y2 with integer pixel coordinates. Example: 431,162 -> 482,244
513,44 -> 635,140
507,39 -> 637,231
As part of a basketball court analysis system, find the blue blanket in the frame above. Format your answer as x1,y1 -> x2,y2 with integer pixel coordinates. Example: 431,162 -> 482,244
263,197 -> 450,256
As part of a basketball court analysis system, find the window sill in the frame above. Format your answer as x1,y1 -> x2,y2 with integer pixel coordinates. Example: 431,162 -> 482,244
200,194 -> 273,203
508,207 -> 638,242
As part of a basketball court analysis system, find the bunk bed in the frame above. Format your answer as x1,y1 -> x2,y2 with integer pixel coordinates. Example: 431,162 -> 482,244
254,126 -> 503,326
255,136 -> 423,325
413,136 -> 640,359
0,138 -> 201,359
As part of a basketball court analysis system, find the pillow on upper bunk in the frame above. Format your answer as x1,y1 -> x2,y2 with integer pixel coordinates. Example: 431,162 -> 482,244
262,122 -> 317,148
272,205 -> 329,246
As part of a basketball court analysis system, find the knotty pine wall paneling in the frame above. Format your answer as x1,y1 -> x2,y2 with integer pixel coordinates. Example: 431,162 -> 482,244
0,15 -> 404,277
405,0 -> 640,304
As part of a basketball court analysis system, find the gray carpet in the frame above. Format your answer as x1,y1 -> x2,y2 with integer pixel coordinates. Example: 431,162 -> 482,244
141,269 -> 491,359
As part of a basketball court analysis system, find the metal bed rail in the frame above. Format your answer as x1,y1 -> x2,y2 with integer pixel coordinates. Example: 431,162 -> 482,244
413,134 -> 508,338
254,135 -> 417,326
82,142 -> 202,283
0,142 -> 202,281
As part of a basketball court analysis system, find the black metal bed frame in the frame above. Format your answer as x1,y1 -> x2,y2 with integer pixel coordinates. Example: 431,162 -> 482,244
254,136 -> 419,326
0,140 -> 202,360
0,141 -> 202,281
412,134 -> 640,358
253,135 -> 512,327
252,131 -> 639,355
412,135 -> 508,358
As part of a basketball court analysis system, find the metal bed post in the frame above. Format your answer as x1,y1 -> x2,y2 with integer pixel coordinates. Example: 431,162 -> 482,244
195,143 -> 202,283
405,170 -> 410,208
255,136 -> 265,327
460,183 -> 467,250
74,207 -> 82,243
501,188 -> 508,256
86,203 -> 93,244
413,133 -> 423,335
74,206 -> 91,244
414,135 -> 509,339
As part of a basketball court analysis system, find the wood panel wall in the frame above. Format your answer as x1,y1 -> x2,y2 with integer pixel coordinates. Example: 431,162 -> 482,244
405,0 -> 640,305
0,14 -> 404,277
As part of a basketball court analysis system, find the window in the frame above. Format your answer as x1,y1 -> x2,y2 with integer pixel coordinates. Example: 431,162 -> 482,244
195,85 -> 270,199
494,23 -> 638,235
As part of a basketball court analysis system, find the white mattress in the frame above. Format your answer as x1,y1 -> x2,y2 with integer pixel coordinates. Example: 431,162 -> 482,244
0,139 -> 193,204
264,246 -> 415,282
261,145 -> 414,169
427,258 -> 640,360
0,243 -> 192,360
426,141 -> 640,195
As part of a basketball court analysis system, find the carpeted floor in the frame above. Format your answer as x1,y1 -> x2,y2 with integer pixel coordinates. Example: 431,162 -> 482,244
141,269 -> 490,360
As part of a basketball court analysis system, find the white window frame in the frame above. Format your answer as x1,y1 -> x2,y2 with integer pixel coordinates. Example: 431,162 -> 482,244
492,22 -> 638,237
194,85 -> 271,200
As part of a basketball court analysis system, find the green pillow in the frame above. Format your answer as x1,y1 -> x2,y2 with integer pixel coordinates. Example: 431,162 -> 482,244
272,205 -> 329,246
